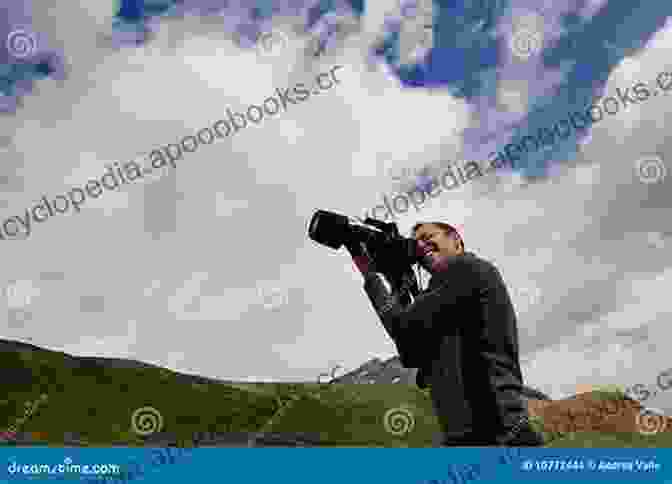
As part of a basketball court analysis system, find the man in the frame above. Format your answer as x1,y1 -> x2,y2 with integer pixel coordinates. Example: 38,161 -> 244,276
347,222 -> 544,446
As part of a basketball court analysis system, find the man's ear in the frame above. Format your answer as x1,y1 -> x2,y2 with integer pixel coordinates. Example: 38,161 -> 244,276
450,234 -> 463,251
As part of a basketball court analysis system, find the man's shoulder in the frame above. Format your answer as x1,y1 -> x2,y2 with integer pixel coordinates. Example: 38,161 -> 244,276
448,252 -> 502,284
428,252 -> 494,287
460,251 -> 497,273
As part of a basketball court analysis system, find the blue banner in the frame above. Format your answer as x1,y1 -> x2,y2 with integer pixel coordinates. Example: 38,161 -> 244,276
0,448 -> 668,484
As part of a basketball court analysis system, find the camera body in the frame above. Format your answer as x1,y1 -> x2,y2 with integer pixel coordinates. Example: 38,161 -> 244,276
308,210 -> 421,297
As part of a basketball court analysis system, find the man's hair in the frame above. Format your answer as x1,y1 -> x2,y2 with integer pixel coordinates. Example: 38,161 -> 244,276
411,222 -> 464,251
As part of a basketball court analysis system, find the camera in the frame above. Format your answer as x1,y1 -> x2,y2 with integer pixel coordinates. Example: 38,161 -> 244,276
308,210 -> 421,297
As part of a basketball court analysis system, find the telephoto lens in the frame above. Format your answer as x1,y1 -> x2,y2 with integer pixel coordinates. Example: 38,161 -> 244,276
308,209 -> 422,298
308,210 -> 351,250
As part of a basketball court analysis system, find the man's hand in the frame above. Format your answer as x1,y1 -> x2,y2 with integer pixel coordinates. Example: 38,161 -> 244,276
345,241 -> 377,276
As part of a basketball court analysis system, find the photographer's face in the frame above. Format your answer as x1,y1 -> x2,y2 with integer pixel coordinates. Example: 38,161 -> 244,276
414,224 -> 463,273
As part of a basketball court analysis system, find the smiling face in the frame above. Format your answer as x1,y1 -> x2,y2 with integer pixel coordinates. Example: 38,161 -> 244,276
413,223 -> 464,273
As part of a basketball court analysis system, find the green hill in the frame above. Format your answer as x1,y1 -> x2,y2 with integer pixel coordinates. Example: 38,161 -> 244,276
1,339 -> 670,447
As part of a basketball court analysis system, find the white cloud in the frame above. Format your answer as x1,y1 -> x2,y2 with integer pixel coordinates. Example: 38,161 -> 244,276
0,3 -> 669,416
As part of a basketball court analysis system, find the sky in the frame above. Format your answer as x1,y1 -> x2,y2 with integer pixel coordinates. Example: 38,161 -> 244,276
1,0 -> 671,414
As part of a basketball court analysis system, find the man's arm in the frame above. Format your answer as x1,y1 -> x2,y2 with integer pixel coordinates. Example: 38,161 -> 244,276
346,241 -> 421,366
361,271 -> 421,367
359,257 -> 478,367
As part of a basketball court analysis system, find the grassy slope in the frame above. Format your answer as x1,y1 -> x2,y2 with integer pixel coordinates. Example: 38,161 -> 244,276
1,345 -> 278,445
2,343 -> 671,447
